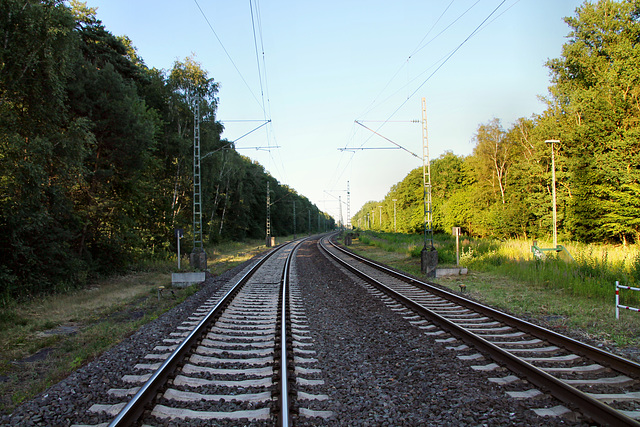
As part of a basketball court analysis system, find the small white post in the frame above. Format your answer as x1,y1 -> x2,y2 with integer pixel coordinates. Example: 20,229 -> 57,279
452,227 -> 461,266
175,228 -> 183,270
177,235 -> 181,270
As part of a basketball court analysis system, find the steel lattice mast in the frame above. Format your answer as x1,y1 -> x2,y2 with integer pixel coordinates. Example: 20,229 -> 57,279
266,181 -> 271,246
193,96 -> 204,252
422,97 -> 433,249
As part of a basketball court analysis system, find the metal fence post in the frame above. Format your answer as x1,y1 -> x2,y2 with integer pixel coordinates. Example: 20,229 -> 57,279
616,281 -> 620,320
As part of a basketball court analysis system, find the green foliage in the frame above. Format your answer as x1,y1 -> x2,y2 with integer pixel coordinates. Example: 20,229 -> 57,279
359,231 -> 640,307
0,1 -> 331,302
353,0 -> 640,248
547,0 -> 640,243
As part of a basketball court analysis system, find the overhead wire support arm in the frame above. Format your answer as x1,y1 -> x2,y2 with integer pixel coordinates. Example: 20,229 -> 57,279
229,119 -> 271,144
338,147 -> 401,151
201,120 -> 272,160
356,120 -> 420,123
236,146 -> 281,151
353,120 -> 421,159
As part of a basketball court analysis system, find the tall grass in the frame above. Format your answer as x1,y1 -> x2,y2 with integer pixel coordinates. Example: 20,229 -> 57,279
358,232 -> 422,257
357,231 -> 640,305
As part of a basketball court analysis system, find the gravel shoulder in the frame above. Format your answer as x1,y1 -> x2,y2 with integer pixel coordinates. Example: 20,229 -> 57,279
1,260 -> 254,427
292,238 -> 583,426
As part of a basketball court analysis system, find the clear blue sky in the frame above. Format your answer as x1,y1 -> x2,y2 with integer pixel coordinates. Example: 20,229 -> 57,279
84,0 -> 585,223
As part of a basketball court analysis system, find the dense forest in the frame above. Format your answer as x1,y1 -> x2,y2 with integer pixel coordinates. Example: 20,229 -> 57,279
0,0 -> 333,301
354,0 -> 640,246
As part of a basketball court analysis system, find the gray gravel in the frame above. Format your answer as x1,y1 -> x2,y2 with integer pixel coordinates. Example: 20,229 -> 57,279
2,239 -> 588,426
290,238 -> 585,426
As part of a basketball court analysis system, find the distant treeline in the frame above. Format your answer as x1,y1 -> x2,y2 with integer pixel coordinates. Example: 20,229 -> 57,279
354,0 -> 640,245
0,0 -> 333,301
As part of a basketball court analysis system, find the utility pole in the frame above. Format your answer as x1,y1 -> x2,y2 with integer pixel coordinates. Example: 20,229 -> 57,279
347,181 -> 351,229
378,205 -> 382,228
422,97 -> 433,249
266,181 -> 272,247
421,97 -> 437,276
293,201 -> 296,239
339,196 -> 343,229
190,94 -> 207,270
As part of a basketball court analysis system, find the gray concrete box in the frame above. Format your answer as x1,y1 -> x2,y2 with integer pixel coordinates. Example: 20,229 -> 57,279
171,272 -> 206,288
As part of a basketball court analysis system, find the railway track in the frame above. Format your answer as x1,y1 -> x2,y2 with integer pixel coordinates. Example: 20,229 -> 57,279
8,233 -> 639,425
319,234 -> 640,426
76,239 -> 332,426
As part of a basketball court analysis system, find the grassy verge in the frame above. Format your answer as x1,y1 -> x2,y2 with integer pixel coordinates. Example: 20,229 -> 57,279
0,239 -> 268,415
343,231 -> 640,360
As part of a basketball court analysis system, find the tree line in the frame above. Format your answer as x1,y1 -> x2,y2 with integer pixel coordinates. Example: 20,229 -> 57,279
354,0 -> 640,246
0,0 -> 333,301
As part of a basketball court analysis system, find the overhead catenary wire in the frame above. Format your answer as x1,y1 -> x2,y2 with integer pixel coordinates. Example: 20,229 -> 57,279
408,0 -> 480,60
393,0 -> 508,121
354,0 -> 509,156
332,0 -> 512,218
349,0 -> 484,156
361,0 -> 514,125
407,0 -> 457,58
358,0 -> 479,120
192,0 -> 265,113
195,0 -> 289,186
249,0 -> 266,117
326,121 -> 358,196
248,0 -> 290,185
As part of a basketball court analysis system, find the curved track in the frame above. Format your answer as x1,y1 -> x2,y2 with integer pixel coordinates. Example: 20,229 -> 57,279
319,234 -> 640,426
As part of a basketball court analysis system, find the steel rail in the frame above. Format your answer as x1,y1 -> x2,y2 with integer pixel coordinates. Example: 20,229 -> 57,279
108,243 -> 288,427
325,237 -> 640,376
278,239 -> 304,426
320,236 -> 640,427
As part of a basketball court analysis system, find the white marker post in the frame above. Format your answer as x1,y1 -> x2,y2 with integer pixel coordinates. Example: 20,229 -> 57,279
452,227 -> 461,266
175,229 -> 184,270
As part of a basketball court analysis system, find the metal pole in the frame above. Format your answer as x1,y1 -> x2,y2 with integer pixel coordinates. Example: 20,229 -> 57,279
339,196 -> 343,229
616,281 -> 620,320
266,181 -> 271,246
393,199 -> 397,232
193,95 -> 203,251
347,181 -> 351,230
378,205 -> 382,228
177,233 -> 181,270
